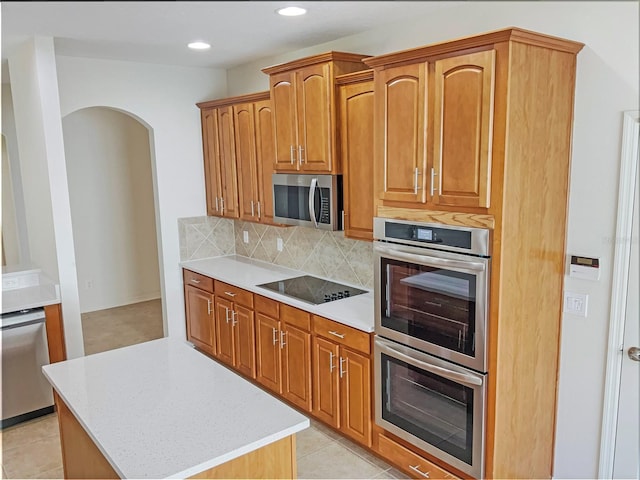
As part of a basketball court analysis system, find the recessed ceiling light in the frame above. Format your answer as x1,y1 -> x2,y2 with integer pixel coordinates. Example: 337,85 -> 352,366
188,41 -> 211,50
276,6 -> 307,16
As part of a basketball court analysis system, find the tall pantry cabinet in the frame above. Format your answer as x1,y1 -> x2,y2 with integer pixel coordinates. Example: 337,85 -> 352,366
365,28 -> 584,479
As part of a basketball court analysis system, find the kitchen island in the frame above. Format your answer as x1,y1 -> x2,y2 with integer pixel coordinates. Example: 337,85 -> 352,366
42,337 -> 309,479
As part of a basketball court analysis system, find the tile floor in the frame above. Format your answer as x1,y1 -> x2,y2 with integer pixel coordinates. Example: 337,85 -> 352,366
1,299 -> 406,479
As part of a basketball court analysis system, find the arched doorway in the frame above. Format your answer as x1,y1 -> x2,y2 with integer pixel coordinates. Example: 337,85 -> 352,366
62,107 -> 163,354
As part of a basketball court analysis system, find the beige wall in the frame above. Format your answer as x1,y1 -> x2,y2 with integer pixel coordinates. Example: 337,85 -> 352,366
63,107 -> 160,313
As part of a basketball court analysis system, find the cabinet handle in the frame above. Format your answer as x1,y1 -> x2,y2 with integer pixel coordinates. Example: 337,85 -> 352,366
257,201 -> 261,219
280,330 -> 286,349
215,197 -> 219,212
298,145 -> 305,164
251,200 -> 255,217
329,351 -> 336,372
430,167 -> 439,197
220,197 -> 225,214
413,168 -> 422,195
409,465 -> 430,478
207,299 -> 212,315
290,145 -> 295,164
224,306 -> 230,323
190,278 -> 200,284
272,328 -> 279,346
231,310 -> 237,326
225,291 -> 236,297
329,330 -> 345,339
339,356 -> 347,378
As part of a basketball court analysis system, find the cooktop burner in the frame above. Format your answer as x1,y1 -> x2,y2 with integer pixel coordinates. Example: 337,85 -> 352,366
257,275 -> 367,305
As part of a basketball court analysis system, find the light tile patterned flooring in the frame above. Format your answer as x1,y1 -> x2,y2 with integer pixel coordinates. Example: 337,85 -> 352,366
1,299 -> 406,479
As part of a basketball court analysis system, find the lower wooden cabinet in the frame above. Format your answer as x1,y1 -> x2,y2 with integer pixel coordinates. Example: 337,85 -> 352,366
214,294 -> 256,379
185,284 -> 215,356
255,311 -> 282,393
281,322 -> 312,411
312,316 -> 372,447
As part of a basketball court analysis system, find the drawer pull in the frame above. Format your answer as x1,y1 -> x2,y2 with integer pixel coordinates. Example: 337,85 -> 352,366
190,279 -> 201,284
410,465 -> 430,478
329,330 -> 345,339
225,291 -> 236,297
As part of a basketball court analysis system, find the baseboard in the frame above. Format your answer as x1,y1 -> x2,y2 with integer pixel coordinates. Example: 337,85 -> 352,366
81,292 -> 161,314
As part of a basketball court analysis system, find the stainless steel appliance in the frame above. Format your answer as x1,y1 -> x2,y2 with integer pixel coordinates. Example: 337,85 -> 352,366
1,307 -> 54,428
373,217 -> 491,479
257,275 -> 366,305
272,173 -> 343,230
373,217 -> 490,372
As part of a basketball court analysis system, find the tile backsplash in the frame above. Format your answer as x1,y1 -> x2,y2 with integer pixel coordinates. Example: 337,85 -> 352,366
178,217 -> 373,289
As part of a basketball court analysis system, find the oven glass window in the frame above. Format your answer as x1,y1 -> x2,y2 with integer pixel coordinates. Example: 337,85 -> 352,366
381,258 -> 476,357
381,352 -> 474,464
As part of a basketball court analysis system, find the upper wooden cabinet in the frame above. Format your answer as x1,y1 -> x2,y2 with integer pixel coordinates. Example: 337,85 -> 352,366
198,92 -> 275,224
262,52 -> 369,174
337,71 -> 375,241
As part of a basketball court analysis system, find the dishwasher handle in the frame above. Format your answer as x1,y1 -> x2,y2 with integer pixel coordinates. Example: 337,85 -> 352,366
1,308 -> 46,330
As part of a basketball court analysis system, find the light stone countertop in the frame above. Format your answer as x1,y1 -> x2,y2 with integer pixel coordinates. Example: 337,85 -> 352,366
180,255 -> 375,333
1,269 -> 61,314
42,337 -> 309,479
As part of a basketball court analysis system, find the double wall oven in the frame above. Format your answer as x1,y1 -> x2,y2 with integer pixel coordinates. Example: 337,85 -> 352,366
373,217 -> 490,479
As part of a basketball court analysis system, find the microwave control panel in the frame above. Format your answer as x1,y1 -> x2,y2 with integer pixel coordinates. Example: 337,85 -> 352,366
319,197 -> 330,224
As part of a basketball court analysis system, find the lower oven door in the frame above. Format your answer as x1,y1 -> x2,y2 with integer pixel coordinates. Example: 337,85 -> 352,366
375,336 -> 486,479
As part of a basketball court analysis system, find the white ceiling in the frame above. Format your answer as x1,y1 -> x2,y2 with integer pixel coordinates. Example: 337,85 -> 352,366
1,1 -> 462,72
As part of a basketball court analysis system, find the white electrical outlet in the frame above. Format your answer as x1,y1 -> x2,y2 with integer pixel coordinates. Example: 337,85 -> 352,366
564,291 -> 588,317
243,230 -> 249,244
86,280 -> 94,289
276,238 -> 283,252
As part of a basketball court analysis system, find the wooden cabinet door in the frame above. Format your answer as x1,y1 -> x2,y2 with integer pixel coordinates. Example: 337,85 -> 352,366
340,347 -> 371,447
217,106 -> 240,217
312,337 -> 340,428
233,304 -> 256,379
281,324 -> 312,412
296,63 -> 333,172
255,313 -> 281,393
201,108 -> 223,216
433,50 -> 495,208
375,63 -> 427,203
215,296 -> 235,366
338,79 -> 374,240
185,286 -> 215,355
271,71 -> 299,171
255,99 -> 276,224
233,103 -> 260,222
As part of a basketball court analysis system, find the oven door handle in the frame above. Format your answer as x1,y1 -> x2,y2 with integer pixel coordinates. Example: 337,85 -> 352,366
376,338 -> 483,387
374,246 -> 486,272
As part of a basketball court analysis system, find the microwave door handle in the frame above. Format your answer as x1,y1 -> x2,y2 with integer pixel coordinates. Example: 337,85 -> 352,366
308,177 -> 319,228
374,246 -> 486,272
376,338 -> 483,387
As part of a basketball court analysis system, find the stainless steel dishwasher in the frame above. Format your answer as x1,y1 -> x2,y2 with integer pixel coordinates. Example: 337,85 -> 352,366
1,307 -> 55,428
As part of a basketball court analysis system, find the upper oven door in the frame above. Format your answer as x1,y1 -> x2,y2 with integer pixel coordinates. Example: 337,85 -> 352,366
374,241 -> 489,372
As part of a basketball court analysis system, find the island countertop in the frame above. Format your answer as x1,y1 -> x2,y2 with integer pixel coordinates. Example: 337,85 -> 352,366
42,338 -> 309,479
180,255 -> 375,333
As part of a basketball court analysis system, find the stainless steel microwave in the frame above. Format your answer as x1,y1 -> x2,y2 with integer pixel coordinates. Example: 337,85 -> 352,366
272,174 -> 343,230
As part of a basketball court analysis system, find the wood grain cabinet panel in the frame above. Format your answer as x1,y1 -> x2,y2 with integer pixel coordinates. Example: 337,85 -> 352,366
200,108 -> 223,216
433,50 -> 496,208
233,304 -> 256,379
337,73 -> 375,240
312,336 -> 340,428
375,63 -> 427,204
214,296 -> 235,366
255,99 -> 276,224
340,348 -> 371,447
185,285 -> 215,356
281,323 -> 312,412
234,102 -> 260,222
255,312 -> 282,393
216,106 -> 240,218
271,71 -> 299,171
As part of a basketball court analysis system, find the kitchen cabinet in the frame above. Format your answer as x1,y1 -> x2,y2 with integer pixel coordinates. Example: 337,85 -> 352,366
183,270 -> 216,356
312,315 -> 372,447
366,28 -> 584,479
254,297 -> 313,412
337,70 -> 375,241
197,92 -> 274,224
262,52 -> 369,174
214,281 -> 256,379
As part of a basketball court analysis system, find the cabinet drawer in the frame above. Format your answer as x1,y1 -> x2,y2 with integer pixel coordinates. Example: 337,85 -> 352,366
280,304 -> 311,331
377,434 -> 458,479
214,280 -> 253,308
312,316 -> 370,354
183,270 -> 214,293
255,295 -> 279,318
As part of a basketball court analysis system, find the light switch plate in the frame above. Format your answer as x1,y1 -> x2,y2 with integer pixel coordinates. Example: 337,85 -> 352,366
564,291 -> 588,317
243,231 -> 249,244
276,238 -> 283,252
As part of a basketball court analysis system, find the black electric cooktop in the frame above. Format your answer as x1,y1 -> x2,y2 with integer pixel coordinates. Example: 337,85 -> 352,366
257,275 -> 367,305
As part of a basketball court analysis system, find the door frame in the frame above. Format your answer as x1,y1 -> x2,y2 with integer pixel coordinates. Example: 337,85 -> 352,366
598,110 -> 639,478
